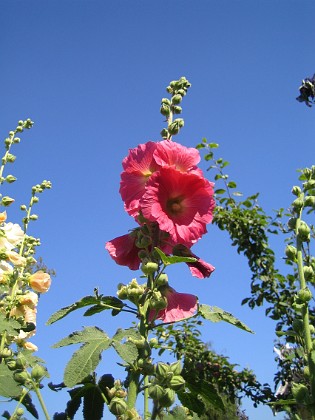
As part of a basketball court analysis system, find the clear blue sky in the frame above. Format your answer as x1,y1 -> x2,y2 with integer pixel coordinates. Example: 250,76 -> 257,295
1,1 -> 315,419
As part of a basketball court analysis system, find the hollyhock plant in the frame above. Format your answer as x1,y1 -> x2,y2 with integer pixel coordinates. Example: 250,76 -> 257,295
140,166 -> 215,247
149,286 -> 198,324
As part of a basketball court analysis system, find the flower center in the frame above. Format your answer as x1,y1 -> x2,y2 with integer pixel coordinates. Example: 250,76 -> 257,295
166,196 -> 184,216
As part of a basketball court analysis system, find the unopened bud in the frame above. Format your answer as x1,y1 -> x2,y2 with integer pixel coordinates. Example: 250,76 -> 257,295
148,384 -> 164,401
1,196 -> 15,206
169,375 -> 185,391
109,397 -> 127,415
156,273 -> 168,286
14,371 -> 29,384
141,262 -> 158,275
304,196 -> 315,207
298,221 -> 310,241
291,186 -> 302,196
292,197 -> 304,211
169,360 -> 182,375
303,266 -> 314,281
288,217 -> 297,230
5,175 -> 16,183
160,104 -> 170,116
31,365 -> 47,381
159,388 -> 175,407
297,287 -> 312,303
171,94 -> 182,104
285,245 -> 297,260
303,180 -> 315,190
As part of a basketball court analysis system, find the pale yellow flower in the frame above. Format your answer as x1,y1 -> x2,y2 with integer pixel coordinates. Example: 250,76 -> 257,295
29,271 -> 51,293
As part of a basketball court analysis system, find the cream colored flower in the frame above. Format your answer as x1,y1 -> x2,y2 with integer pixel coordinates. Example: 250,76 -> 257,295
29,271 -> 51,293
6,250 -> 26,267
23,341 -> 38,352
0,222 -> 24,251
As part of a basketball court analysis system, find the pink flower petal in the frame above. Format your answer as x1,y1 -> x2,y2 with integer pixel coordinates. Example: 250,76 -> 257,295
150,286 -> 198,323
120,142 -> 160,216
172,244 -> 215,279
154,140 -> 200,172
106,233 -> 141,270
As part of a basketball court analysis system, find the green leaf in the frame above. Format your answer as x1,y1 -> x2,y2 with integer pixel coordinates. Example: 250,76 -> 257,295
53,327 -> 111,388
47,296 -> 124,325
112,340 -> 138,364
183,380 -> 225,413
214,189 -> 226,195
53,326 -> 110,348
227,181 -> 237,188
177,390 -> 205,416
154,247 -> 196,265
112,327 -> 142,342
199,304 -> 254,333
0,313 -> 21,335
0,364 -> 21,397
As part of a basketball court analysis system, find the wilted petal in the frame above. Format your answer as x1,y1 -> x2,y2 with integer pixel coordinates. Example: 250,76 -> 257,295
150,286 -> 198,323
106,233 -> 141,270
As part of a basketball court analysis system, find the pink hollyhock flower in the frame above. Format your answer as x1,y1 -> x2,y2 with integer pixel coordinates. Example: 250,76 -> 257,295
172,244 -> 215,279
141,167 -> 215,247
120,142 -> 160,217
153,140 -> 201,173
150,286 -> 198,323
106,232 -> 141,270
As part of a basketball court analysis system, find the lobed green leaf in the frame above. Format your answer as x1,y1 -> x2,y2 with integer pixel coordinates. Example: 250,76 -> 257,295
199,304 -> 254,333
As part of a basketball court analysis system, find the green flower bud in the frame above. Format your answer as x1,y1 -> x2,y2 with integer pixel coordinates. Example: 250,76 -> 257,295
109,397 -> 127,416
291,186 -> 302,196
160,128 -> 169,139
297,287 -> 312,303
5,175 -> 17,183
14,371 -> 30,384
169,375 -> 185,391
298,221 -> 311,241
170,360 -> 182,375
171,94 -> 182,104
1,196 -> 15,206
156,273 -> 168,286
16,126 -> 23,132
160,103 -> 170,116
173,106 -> 182,114
16,408 -> 24,416
29,214 -> 38,220
141,262 -> 158,275
148,384 -> 164,401
303,168 -> 312,179
168,119 -> 184,136
149,337 -> 158,347
292,197 -> 304,211
15,355 -> 27,369
20,204 -> 27,211
138,250 -> 148,260
159,388 -> 175,407
31,365 -> 47,381
304,196 -> 315,207
177,89 -> 186,96
0,348 -> 12,358
303,180 -> 315,190
13,137 -> 20,144
309,324 -> 315,334
288,217 -> 297,230
6,360 -> 17,370
117,285 -> 128,300
6,153 -> 16,163
285,245 -> 297,260
304,265 -> 314,281
156,362 -> 171,379
292,383 -> 310,404
161,98 -> 171,105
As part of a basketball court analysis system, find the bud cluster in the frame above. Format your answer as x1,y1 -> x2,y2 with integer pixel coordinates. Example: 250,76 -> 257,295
117,279 -> 146,304
160,77 -> 191,139
148,361 -> 185,408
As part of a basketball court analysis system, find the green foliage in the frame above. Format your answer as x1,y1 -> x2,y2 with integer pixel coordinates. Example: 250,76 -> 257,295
0,363 -> 21,397
53,327 -> 111,387
199,304 -> 254,333
47,294 -> 124,325
154,247 -> 197,265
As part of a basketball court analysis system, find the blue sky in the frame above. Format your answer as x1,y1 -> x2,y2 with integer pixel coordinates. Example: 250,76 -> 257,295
1,1 -> 315,419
